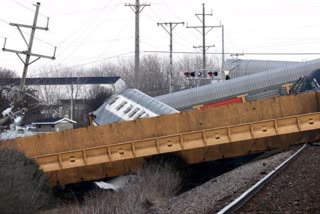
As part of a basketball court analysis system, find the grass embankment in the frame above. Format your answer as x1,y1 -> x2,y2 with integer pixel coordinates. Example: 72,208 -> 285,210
0,145 -> 184,214
48,155 -> 185,214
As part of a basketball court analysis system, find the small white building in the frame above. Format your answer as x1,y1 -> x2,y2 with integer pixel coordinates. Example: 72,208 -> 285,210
32,118 -> 77,132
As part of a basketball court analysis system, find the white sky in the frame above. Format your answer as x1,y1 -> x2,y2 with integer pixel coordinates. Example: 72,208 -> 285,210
1,0 -> 320,77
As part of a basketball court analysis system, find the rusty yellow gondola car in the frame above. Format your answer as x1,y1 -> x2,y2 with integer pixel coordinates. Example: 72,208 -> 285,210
3,91 -> 320,186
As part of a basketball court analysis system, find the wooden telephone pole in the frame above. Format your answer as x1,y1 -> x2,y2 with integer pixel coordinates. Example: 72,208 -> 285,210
187,3 -> 221,76
125,0 -> 150,78
2,2 -> 56,101
157,22 -> 184,93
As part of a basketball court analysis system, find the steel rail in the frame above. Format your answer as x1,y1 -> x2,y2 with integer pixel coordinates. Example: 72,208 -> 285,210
217,143 -> 308,214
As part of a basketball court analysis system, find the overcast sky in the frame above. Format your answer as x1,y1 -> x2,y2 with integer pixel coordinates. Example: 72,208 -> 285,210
1,0 -> 320,77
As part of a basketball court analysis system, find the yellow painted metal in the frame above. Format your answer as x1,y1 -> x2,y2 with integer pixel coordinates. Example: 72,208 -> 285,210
34,112 -> 320,173
236,93 -> 248,102
282,83 -> 293,95
4,91 -> 320,185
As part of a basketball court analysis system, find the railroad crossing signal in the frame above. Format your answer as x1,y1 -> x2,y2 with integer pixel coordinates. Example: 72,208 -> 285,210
208,71 -> 218,77
184,70 -> 219,79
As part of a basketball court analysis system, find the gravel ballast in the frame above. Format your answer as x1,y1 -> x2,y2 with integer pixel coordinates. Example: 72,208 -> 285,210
238,145 -> 320,213
150,146 -> 300,214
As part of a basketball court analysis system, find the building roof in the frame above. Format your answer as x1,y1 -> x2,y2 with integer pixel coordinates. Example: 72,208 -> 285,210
32,117 -> 77,125
0,77 -> 121,86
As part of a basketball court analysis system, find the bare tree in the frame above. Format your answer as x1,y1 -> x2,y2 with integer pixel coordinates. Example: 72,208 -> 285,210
17,54 -> 220,125
0,67 -> 17,113
135,55 -> 170,96
33,66 -> 87,119
87,86 -> 113,111
0,67 -> 16,79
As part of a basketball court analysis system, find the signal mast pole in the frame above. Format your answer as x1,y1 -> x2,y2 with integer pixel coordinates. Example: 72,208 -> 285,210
2,2 -> 56,101
187,3 -> 221,77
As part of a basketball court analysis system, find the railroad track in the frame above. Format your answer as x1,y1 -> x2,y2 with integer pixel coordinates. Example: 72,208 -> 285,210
218,143 -> 308,214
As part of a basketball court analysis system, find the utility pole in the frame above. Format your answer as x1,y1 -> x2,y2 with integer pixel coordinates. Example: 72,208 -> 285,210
218,23 -> 225,80
221,24 -> 225,72
70,81 -> 74,120
187,3 -> 220,76
157,22 -> 184,93
125,0 -> 150,78
2,2 -> 56,102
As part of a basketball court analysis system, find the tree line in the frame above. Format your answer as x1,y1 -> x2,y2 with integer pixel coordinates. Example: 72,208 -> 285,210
0,54 -> 219,127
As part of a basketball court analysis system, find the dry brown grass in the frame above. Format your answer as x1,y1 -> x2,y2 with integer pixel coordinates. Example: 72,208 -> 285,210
0,147 -> 56,214
46,155 -> 185,214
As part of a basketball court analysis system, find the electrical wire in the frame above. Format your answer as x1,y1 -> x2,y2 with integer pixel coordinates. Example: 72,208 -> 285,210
0,17 -> 9,25
0,15 -> 56,47
31,51 -> 134,77
25,32 -> 56,47
160,0 -> 184,22
144,50 -> 320,55
11,0 -> 35,12
47,0 -> 115,17
148,7 -> 166,23
43,0 -> 117,67
144,6 -> 195,51
10,0 -> 47,18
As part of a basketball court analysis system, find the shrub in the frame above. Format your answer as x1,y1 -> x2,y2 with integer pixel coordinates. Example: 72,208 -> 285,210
47,154 -> 185,214
0,148 -> 55,214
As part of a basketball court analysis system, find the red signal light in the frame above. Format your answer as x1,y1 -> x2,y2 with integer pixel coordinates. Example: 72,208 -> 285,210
184,72 -> 190,77
208,71 -> 213,77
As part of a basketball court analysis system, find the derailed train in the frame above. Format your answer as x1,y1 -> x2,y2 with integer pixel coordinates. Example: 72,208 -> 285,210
3,59 -> 320,186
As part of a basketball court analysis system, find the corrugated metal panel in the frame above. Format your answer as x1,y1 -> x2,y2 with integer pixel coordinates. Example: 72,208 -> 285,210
156,58 -> 320,110
93,105 -> 123,125
224,59 -> 299,79
94,87 -> 178,125
120,89 -> 178,114
246,86 -> 282,101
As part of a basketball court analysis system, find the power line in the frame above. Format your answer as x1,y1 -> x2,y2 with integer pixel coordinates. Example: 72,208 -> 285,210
53,1 -> 119,62
142,9 -> 195,51
187,3 -> 220,72
10,0 -> 47,18
31,34 -> 56,47
160,0 -> 184,22
0,17 -> 9,25
11,0 -> 34,12
149,7 -> 165,22
47,0 -> 115,15
103,0 -> 116,9
0,16 -> 56,47
31,51 -> 134,77
36,1 -> 120,69
3,2 -> 56,102
144,50 -> 320,55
